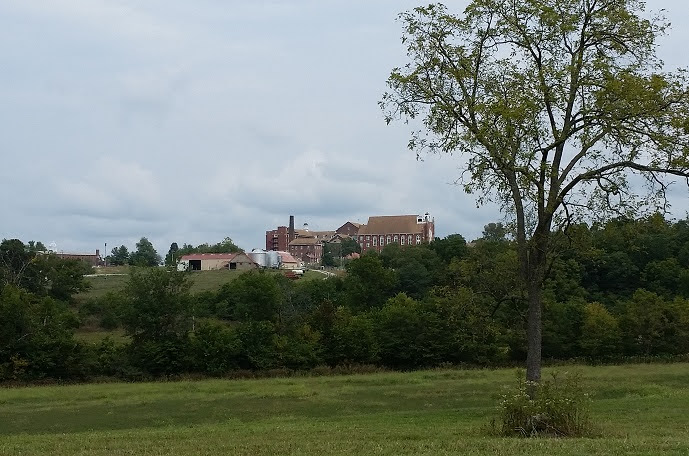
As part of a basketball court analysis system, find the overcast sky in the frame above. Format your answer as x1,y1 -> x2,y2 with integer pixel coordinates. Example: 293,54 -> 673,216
1,1 -> 688,255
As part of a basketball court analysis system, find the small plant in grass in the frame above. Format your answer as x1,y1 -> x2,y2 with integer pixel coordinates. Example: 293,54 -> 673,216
495,370 -> 594,437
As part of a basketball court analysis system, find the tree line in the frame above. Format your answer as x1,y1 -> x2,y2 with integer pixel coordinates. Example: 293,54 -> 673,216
107,236 -> 242,267
2,214 -> 689,381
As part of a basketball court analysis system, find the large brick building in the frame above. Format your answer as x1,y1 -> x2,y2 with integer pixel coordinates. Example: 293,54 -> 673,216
356,214 -> 435,253
55,249 -> 103,267
266,216 -> 362,252
288,236 -> 323,263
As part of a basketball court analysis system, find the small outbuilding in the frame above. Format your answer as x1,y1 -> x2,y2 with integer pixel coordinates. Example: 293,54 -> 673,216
277,251 -> 301,270
178,253 -> 257,271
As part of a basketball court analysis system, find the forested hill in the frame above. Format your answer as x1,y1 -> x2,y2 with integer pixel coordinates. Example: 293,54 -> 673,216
2,214 -> 689,381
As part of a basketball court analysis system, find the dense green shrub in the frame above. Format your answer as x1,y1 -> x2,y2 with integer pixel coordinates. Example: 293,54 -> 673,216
0,285 -> 80,381
374,293 -> 453,369
328,308 -> 378,365
496,371 -> 593,437
236,321 -> 279,370
276,324 -> 323,369
191,322 -> 241,375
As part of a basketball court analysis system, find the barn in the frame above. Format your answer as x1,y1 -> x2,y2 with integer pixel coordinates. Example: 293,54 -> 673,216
178,253 -> 257,271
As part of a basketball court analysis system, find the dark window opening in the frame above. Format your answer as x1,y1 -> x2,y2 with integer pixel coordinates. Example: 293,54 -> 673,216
189,260 -> 201,271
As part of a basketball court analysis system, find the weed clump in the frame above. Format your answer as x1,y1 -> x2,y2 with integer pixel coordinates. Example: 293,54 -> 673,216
495,370 -> 594,437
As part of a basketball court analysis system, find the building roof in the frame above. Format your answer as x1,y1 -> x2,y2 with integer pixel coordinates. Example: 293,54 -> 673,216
288,236 -> 321,246
277,251 -> 299,263
336,221 -> 362,232
328,233 -> 352,242
229,252 -> 259,265
180,253 -> 238,261
357,215 -> 428,235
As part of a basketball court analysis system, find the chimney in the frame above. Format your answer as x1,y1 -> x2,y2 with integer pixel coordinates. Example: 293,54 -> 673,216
96,249 -> 100,257
289,215 -> 295,242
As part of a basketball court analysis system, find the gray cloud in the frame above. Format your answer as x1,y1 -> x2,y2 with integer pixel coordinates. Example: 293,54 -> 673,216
1,0 -> 688,255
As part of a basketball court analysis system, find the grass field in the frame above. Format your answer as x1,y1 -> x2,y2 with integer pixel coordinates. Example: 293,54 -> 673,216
2,363 -> 688,455
79,268 -> 325,300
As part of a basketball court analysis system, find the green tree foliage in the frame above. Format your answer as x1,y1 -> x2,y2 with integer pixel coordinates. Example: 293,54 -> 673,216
109,245 -> 130,266
129,237 -> 161,267
373,293 -> 453,369
429,234 -> 469,264
165,242 -> 180,267
481,223 -> 508,243
0,239 -> 36,289
236,321 -> 279,370
542,298 -> 585,360
276,324 -> 323,369
0,285 -> 80,380
6,217 -> 689,381
120,267 -> 193,375
33,255 -> 92,301
217,271 -> 282,322
26,241 -> 47,252
340,237 -> 361,257
343,253 -> 398,311
428,286 -> 504,363
328,308 -> 378,365
321,243 -> 336,267
579,302 -> 621,358
381,243 -> 443,299
382,1 -> 689,383
1,239 -> 91,301
176,237 -> 242,258
190,321 -> 241,375
619,289 -> 689,356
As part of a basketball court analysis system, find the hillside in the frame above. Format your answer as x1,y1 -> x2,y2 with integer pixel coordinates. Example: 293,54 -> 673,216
2,363 -> 688,455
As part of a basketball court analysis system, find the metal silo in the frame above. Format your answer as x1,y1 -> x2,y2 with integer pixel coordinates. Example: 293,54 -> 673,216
266,250 -> 280,268
249,249 -> 267,268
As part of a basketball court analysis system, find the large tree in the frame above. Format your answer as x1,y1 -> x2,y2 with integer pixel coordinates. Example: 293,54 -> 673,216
382,1 -> 689,384
129,237 -> 161,267
109,245 -> 130,266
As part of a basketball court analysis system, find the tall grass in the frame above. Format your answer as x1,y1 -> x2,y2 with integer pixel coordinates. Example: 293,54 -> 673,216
1,363 -> 689,455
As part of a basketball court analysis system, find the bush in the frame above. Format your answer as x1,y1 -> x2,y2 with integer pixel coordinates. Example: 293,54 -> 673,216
191,322 -> 241,375
496,371 -> 593,437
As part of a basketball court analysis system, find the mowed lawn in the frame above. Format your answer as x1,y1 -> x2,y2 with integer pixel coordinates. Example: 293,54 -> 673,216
79,268 -> 325,300
1,364 -> 689,455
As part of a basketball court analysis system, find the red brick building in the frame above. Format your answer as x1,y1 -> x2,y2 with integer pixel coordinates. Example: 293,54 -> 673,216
55,249 -> 103,267
265,225 -> 290,251
336,221 -> 362,237
288,236 -> 323,263
357,214 -> 435,253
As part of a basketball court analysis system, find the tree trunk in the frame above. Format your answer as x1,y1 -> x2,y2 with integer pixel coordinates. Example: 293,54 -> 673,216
526,281 -> 542,385
525,228 -> 549,397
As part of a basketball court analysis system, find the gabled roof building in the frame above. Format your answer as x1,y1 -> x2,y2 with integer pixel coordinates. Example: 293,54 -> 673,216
178,252 -> 257,271
357,213 -> 434,254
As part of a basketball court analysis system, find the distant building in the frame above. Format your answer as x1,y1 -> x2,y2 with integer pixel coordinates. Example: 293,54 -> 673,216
277,251 -> 301,269
178,253 -> 257,271
356,213 -> 435,254
336,221 -> 362,237
288,236 -> 323,264
55,249 -> 103,267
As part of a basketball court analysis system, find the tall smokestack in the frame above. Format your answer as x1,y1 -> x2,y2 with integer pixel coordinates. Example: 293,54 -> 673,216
289,215 -> 295,242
